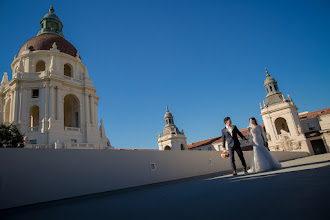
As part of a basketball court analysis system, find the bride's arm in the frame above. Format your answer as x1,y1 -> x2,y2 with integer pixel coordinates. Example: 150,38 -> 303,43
260,125 -> 268,146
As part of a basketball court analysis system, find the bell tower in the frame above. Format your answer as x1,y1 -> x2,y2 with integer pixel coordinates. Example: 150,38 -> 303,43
158,106 -> 187,151
260,68 -> 312,153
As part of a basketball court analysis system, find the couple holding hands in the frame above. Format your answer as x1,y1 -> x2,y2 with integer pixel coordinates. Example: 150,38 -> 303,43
221,117 -> 281,176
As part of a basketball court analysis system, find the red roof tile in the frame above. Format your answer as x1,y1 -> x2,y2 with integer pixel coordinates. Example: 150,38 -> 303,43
299,108 -> 330,120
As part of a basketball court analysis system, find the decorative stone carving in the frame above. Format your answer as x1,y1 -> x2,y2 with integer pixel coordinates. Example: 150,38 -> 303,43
266,132 -> 271,141
297,124 -> 302,135
52,42 -> 57,49
50,56 -> 56,72
260,102 -> 263,110
18,59 -> 24,72
1,72 -> 8,86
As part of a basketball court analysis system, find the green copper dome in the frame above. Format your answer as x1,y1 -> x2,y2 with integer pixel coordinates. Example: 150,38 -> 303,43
37,6 -> 64,38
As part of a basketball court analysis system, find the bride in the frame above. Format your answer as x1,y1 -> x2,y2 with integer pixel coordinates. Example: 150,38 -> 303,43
247,117 -> 281,173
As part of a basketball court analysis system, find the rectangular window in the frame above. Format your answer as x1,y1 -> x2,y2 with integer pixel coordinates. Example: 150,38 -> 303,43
54,23 -> 58,31
32,89 -> 39,98
208,147 -> 212,151
71,139 -> 77,143
30,140 -> 37,144
47,21 -> 51,29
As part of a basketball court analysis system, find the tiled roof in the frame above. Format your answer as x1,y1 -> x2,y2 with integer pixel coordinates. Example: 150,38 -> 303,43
188,126 -> 257,149
299,108 -> 330,120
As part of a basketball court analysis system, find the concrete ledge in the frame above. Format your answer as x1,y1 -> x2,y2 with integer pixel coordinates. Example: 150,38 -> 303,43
0,148 -> 308,209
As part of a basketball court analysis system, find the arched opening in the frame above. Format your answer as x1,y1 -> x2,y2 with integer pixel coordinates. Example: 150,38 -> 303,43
64,94 -> 80,128
164,146 -> 171,150
64,64 -> 72,77
180,144 -> 185,150
274,84 -> 278,91
30,105 -> 39,131
36,61 -> 45,72
270,86 -> 273,92
4,99 -> 11,124
274,117 -> 290,135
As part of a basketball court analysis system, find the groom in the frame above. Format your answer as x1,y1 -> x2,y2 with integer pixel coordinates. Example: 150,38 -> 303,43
222,117 -> 248,176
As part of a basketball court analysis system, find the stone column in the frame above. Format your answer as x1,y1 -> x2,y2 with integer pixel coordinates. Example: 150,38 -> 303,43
84,93 -> 89,125
18,86 -> 23,123
49,85 -> 54,119
90,95 -> 94,124
94,100 -> 98,127
12,88 -> 19,122
56,87 -> 62,120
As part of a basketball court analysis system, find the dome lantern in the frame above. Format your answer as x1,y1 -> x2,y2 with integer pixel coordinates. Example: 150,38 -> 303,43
37,5 -> 64,38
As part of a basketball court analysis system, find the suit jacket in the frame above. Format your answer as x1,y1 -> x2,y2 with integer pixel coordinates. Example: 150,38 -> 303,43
222,125 -> 247,149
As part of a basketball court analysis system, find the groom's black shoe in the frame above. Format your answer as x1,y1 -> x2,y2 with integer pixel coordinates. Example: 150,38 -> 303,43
243,169 -> 248,174
233,171 -> 238,176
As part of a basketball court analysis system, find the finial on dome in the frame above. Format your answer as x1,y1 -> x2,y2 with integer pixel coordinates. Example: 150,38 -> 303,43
49,5 -> 54,14
265,67 -> 270,76
166,105 -> 169,112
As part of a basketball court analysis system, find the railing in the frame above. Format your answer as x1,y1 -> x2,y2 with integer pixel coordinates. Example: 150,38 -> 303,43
64,142 -> 102,149
25,144 -> 46,149
64,127 -> 81,132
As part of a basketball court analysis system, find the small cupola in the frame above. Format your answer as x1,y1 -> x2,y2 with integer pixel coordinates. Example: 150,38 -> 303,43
264,67 -> 279,94
37,5 -> 64,38
164,105 -> 174,126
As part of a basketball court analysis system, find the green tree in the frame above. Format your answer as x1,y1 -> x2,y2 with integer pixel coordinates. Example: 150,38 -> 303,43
0,124 -> 24,148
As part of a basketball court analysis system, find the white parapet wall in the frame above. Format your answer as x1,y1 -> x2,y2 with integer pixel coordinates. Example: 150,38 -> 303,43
0,148 -> 308,209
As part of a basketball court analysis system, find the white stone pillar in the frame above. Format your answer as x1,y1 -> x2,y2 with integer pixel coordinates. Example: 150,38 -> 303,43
94,100 -> 98,127
85,93 -> 89,125
13,88 -> 19,122
18,86 -> 23,123
90,95 -> 94,124
49,85 -> 54,119
56,87 -> 62,120
10,91 -> 14,122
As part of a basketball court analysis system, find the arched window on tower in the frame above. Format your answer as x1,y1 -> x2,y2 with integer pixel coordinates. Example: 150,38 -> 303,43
64,64 -> 72,77
64,94 -> 80,128
164,146 -> 171,150
274,117 -> 290,135
30,105 -> 40,131
270,86 -> 273,92
36,61 -> 45,72
274,84 -> 278,91
180,144 -> 185,150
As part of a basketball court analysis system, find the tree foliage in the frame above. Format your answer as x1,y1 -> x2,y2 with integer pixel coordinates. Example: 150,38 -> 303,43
0,124 -> 24,148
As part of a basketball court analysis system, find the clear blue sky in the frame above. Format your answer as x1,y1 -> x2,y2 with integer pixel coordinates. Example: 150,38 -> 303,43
1,0 -> 329,149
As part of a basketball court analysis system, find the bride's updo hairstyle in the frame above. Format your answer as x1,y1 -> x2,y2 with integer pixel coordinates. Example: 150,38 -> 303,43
249,117 -> 258,125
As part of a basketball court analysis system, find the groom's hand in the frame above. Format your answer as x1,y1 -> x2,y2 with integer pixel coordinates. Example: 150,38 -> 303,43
244,140 -> 249,143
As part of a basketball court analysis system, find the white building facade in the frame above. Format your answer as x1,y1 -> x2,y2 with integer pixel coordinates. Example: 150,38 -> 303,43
0,6 -> 111,149
158,106 -> 187,150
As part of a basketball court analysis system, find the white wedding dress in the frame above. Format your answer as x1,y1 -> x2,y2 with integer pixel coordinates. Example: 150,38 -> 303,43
248,125 -> 282,173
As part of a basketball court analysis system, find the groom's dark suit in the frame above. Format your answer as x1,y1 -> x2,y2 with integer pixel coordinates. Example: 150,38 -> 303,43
222,126 -> 247,171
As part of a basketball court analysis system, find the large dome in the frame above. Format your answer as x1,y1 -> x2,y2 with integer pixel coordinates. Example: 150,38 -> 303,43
17,34 -> 80,58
